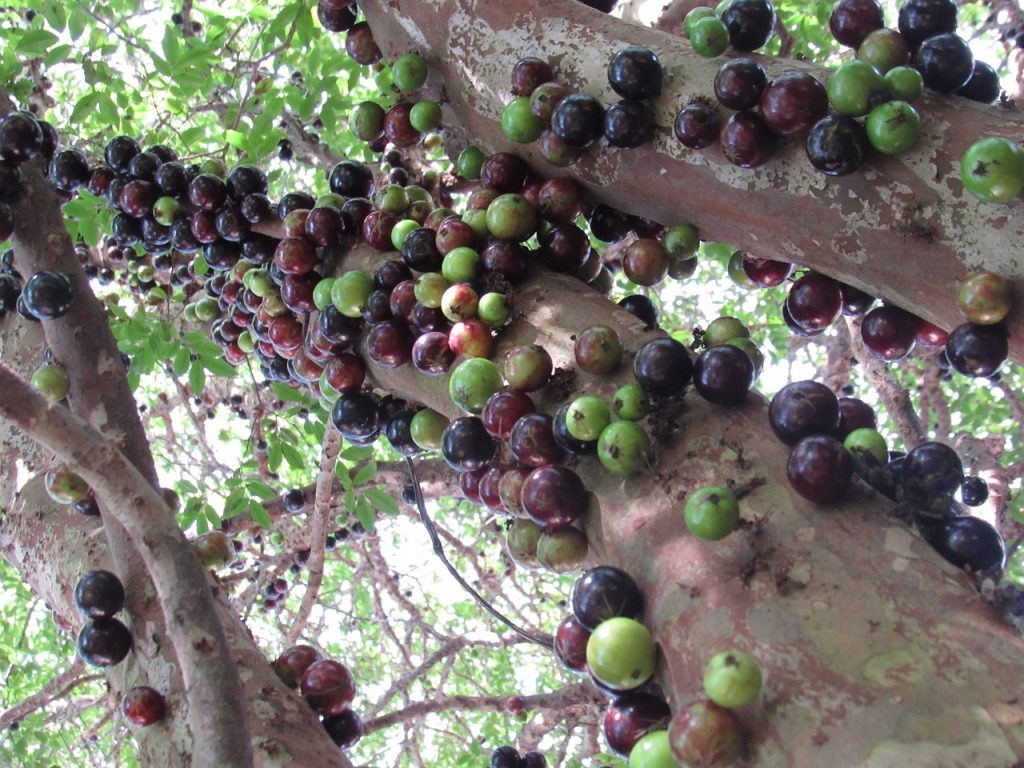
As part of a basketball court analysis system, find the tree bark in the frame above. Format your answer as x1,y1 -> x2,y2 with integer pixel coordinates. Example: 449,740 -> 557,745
363,0 -> 1024,367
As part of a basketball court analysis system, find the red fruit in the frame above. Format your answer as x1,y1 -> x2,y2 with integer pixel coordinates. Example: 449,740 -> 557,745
553,614 -> 591,671
448,319 -> 494,358
274,645 -> 324,689
482,389 -> 536,439
300,659 -> 356,716
668,700 -> 743,768
122,686 -> 166,726
521,465 -> 587,527
742,255 -> 792,287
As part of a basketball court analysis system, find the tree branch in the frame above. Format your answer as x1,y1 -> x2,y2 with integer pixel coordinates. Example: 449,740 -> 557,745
0,661 -> 103,731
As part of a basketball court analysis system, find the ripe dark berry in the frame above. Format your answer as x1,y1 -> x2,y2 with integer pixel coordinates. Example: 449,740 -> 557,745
301,659 -> 356,716
769,380 -> 840,445
283,488 -> 306,512
933,516 -> 1005,572
512,57 -> 554,97
604,692 -> 672,757
945,322 -> 1008,378
22,270 -> 75,320
829,0 -> 884,48
898,0 -> 957,51
608,46 -> 662,100
693,344 -> 755,405
74,570 -> 125,619
331,393 -> 381,442
509,413 -> 564,467
589,204 -> 632,243
720,0 -> 776,52
759,71 -> 828,137
122,686 -> 166,726
806,114 -> 870,176
633,337 -> 693,397
787,434 -> 854,503
901,441 -> 964,501
442,417 -> 496,472
720,111 -> 777,168
960,476 -> 989,507
786,271 -> 842,332
521,465 -> 587,528
714,58 -> 767,110
323,708 -> 363,749
673,101 -> 721,149
104,136 -> 141,173
551,93 -> 606,148
491,746 -> 521,768
0,112 -> 44,163
618,294 -> 659,327
77,617 -> 132,667
572,566 -> 643,629
604,100 -> 655,149
49,149 -> 91,191
329,160 -> 374,198
914,34 -> 973,94
860,305 -> 919,361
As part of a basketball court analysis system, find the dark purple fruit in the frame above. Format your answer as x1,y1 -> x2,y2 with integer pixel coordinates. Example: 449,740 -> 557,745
957,61 -> 1000,104
491,746 -> 521,768
840,282 -> 875,316
481,152 -> 529,193
759,71 -> 828,137
901,441 -> 964,500
933,516 -> 1005,572
693,344 -> 755,405
589,204 -> 633,243
673,101 -> 721,149
74,570 -> 125,619
714,58 -> 767,110
442,417 -> 496,472
331,393 -> 381,442
604,693 -> 672,757
122,686 -> 166,726
572,566 -> 643,629
301,659 -> 356,716
483,389 -> 535,440
412,331 -> 455,375
329,160 -> 374,198
509,413 -> 564,467
521,465 -> 587,528
945,322 -> 1008,378
960,476 -> 989,507
787,434 -> 854,503
0,112 -> 43,163
554,614 -> 591,671
720,0 -> 776,52
273,645 -> 323,688
322,709 -> 363,749
898,0 -> 957,51
608,46 -> 662,100
805,115 -> 870,177
829,0 -> 884,48
551,93 -> 606,148
786,272 -> 842,331
188,173 -> 227,211
914,34 -> 973,94
605,99 -> 655,149
618,294 -> 660,327
77,617 -> 132,667
49,150 -> 91,191
633,337 -> 693,397
720,111 -> 777,168
512,57 -> 554,97
769,380 -> 840,445
402,227 -> 442,272
365,320 -> 413,368
860,305 -> 919,361
22,270 -> 75,320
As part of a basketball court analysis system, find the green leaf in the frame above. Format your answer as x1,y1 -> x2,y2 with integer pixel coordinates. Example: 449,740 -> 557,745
249,502 -> 271,529
268,440 -> 283,471
281,442 -> 305,470
162,25 -> 180,64
16,30 -> 59,56
172,347 -> 191,377
340,445 -> 374,462
351,461 -> 377,486
354,497 -> 376,533
247,481 -> 277,500
202,357 -> 237,377
188,361 -> 205,395
364,488 -> 399,516
270,381 -> 312,404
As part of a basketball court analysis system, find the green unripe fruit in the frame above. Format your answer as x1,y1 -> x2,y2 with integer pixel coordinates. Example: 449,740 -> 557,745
44,465 -> 90,504
195,297 -> 220,322
843,428 -> 888,467
391,53 -> 428,92
501,97 -> 545,143
414,272 -> 449,308
856,28 -> 908,75
957,271 -> 1012,325
31,362 -> 70,401
690,17 -> 729,57
506,518 -> 543,569
478,292 -> 512,326
865,100 -> 920,156
565,395 -> 612,442
704,316 -> 749,346
409,100 -> 442,132
461,208 -> 489,240
612,383 -> 650,421
884,66 -> 923,101
486,194 -> 537,241
245,269 -> 273,298
377,184 -> 410,214
726,251 -> 757,290
586,617 -> 657,690
152,196 -> 181,226
195,531 -> 234,569
663,223 -> 700,259
237,330 -> 256,353
961,137 -> 1024,204
199,158 -> 227,177
442,247 -> 480,283
390,218 -> 420,250
683,7 -> 717,39
313,277 -> 335,311
629,731 -> 676,768
703,649 -> 762,708
331,271 -> 374,318
404,184 -> 432,205
597,421 -> 650,476
684,485 -> 740,541
351,101 -> 386,141
536,527 -> 588,573
827,60 -> 886,117
269,531 -> 285,548
449,358 -> 502,414
316,193 -> 347,209
318,370 -> 341,402
456,146 -> 486,180
410,408 -> 449,450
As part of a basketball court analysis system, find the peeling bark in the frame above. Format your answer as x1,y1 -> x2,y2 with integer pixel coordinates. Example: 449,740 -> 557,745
363,0 -> 1024,367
